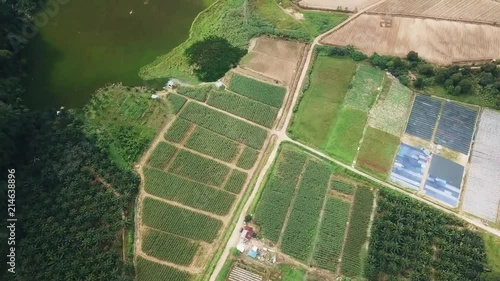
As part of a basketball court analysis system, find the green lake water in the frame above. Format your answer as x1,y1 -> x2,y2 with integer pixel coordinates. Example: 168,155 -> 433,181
24,0 -> 214,109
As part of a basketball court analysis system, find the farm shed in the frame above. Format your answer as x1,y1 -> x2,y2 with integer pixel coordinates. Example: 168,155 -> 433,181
424,155 -> 464,207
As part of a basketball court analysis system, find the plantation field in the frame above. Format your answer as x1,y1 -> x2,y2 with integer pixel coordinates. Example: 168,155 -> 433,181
143,167 -> 235,215
356,127 -> 400,178
228,74 -> 286,108
224,170 -> 248,194
289,55 -> 357,148
168,150 -> 230,187
343,64 -> 384,112
184,126 -> 240,163
176,85 -> 212,102
146,142 -> 177,170
207,89 -> 278,128
164,118 -> 192,143
368,78 -> 413,136
142,197 -> 222,242
324,108 -> 368,164
236,146 -> 259,170
142,228 -> 199,266
166,93 -> 187,115
331,180 -> 355,195
136,257 -> 192,281
180,102 -> 268,149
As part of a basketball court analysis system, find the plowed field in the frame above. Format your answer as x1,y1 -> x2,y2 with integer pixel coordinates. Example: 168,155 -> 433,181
299,0 -> 380,11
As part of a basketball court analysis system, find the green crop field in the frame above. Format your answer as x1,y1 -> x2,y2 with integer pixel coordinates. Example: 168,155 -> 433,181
164,118 -> 192,143
313,198 -> 351,271
343,64 -> 384,112
331,180 -> 355,195
180,102 -> 268,149
176,85 -> 212,102
236,146 -> 259,170
142,228 -> 199,266
166,93 -> 187,114
254,148 -> 308,242
185,126 -> 240,163
341,186 -> 374,277
324,108 -> 368,164
368,79 -> 413,136
224,170 -> 248,194
207,89 -> 278,128
228,74 -> 286,108
168,149 -> 230,187
142,197 -> 222,242
147,142 -> 177,169
281,159 -> 331,262
289,55 -> 357,148
136,257 -> 192,281
356,127 -> 400,178
144,167 -> 235,215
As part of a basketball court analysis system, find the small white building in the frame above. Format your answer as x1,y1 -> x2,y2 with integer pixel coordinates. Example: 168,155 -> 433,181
166,80 -> 175,89
215,80 -> 224,89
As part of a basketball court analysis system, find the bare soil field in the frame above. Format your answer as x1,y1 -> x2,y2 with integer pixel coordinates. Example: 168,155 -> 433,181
299,0 -> 380,12
369,0 -> 500,25
321,14 -> 500,64
241,37 -> 306,85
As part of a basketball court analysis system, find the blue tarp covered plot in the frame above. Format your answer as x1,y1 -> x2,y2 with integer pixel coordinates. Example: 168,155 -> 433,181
405,95 -> 442,140
391,143 -> 430,190
424,155 -> 464,207
435,102 -> 478,155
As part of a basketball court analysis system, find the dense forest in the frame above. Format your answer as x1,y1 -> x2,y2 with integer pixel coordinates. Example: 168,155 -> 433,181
1,1 -> 139,280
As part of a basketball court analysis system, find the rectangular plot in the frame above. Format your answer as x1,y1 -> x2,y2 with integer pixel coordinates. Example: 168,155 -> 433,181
224,170 -> 248,194
424,155 -> 464,207
435,102 -> 478,154
343,64 -> 384,112
357,127 -> 400,177
228,74 -> 286,108
144,167 -> 235,215
166,93 -> 187,114
136,257 -> 192,281
142,228 -> 199,266
405,95 -> 442,140
462,109 -> 500,221
207,90 -> 279,128
237,146 -> 259,170
176,85 -> 212,102
147,142 -> 177,169
180,102 -> 268,149
165,118 -> 192,143
185,126 -> 240,162
168,150 -> 230,187
390,143 -> 429,190
142,197 -> 222,242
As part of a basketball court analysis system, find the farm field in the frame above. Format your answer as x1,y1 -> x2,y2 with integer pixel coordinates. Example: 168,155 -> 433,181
299,0 -> 380,11
356,127 -> 400,178
322,14 -> 500,64
228,74 -> 286,108
342,64 -> 384,112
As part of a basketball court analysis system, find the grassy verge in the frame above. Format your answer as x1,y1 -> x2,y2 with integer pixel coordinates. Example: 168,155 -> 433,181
278,264 -> 307,281
483,233 -> 500,273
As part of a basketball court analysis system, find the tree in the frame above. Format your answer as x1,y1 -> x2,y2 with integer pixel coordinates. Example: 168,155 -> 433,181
245,214 -> 253,223
414,77 -> 424,89
407,51 -> 419,62
184,36 -> 247,82
459,78 -> 473,94
417,64 -> 434,76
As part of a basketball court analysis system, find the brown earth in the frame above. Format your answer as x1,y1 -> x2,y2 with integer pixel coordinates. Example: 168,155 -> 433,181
299,0 -> 381,12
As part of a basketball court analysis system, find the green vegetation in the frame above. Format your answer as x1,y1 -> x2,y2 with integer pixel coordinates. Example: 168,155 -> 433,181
207,89 -> 279,128
281,160 -> 331,262
366,189 -> 488,281
289,54 -> 357,148
483,233 -> 500,273
180,102 -> 268,149
324,108 -> 368,164
224,170 -> 248,194
166,93 -> 187,114
142,229 -> 199,266
331,180 -> 355,195
343,64 -> 384,112
142,197 -> 222,242
215,259 -> 234,281
185,36 -> 247,81
228,74 -> 286,108
164,118 -> 192,143
254,148 -> 308,242
356,127 -> 400,178
237,146 -> 260,170
136,257 -> 192,281
341,187 -> 374,277
144,167 -> 235,215
147,141 -> 177,169
313,198 -> 350,271
278,264 -> 307,281
176,85 -> 212,102
302,11 -> 349,36
83,84 -> 167,167
168,149 -> 230,187
185,126 -> 240,162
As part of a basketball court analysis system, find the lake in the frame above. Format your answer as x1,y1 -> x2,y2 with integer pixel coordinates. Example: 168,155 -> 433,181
23,0 -> 214,109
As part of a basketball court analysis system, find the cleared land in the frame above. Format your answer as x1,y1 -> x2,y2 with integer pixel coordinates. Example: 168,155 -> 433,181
356,127 -> 400,178
462,109 -> 500,222
322,14 -> 500,64
369,0 -> 500,25
299,0 -> 380,11
242,37 -> 306,85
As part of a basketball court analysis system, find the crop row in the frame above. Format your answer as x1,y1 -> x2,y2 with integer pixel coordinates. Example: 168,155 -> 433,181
144,167 -> 235,216
254,149 -> 308,242
236,146 -> 259,170
176,85 -> 212,102
168,149 -> 230,187
331,180 -> 355,195
184,126 -> 240,163
207,89 -> 278,128
164,118 -> 192,143
180,102 -> 267,149
341,186 -> 374,277
313,198 -> 351,271
142,228 -> 199,266
281,160 -> 332,262
224,170 -> 248,194
166,93 -> 187,115
142,197 -> 222,242
228,74 -> 286,108
147,142 -> 177,169
136,257 -> 192,281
